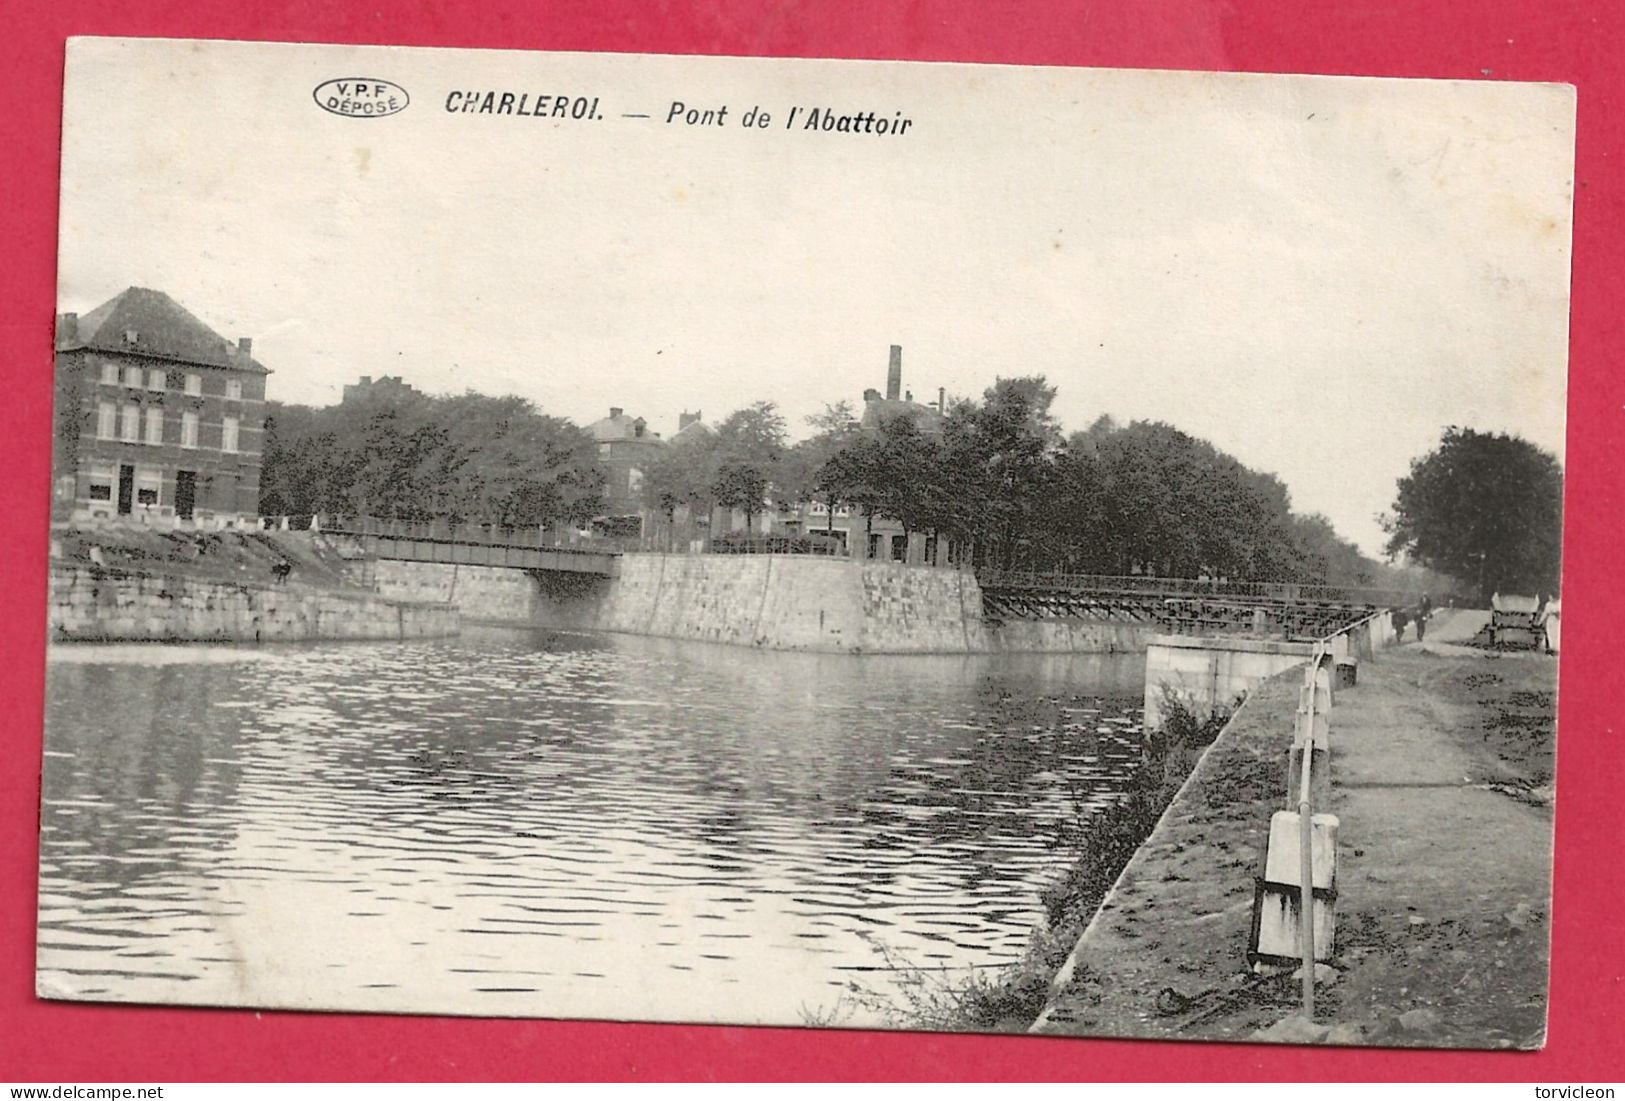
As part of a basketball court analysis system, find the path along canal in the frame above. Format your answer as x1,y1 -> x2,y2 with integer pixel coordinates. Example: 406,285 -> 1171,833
40,626 -> 1145,1026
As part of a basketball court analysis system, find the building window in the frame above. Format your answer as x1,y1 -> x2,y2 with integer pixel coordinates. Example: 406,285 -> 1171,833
226,378 -> 243,400
123,365 -> 143,387
222,415 -> 239,453
144,407 -> 163,445
185,374 -> 202,396
181,411 -> 199,448
119,404 -> 139,442
97,401 -> 116,439
87,462 -> 115,502
136,467 -> 162,508
99,362 -> 118,385
147,368 -> 166,391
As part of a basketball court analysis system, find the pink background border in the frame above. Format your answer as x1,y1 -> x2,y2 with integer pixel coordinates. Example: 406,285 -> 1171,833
4,1 -> 1620,1082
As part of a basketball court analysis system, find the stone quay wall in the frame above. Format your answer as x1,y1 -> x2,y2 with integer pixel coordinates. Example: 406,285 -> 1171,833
369,560 -> 544,624
363,554 -> 1175,655
49,565 -> 459,643
595,554 -> 990,653
1142,609 -> 1396,726
991,619 -> 1160,655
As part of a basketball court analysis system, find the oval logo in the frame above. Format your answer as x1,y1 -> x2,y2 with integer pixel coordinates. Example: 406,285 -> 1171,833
313,78 -> 410,118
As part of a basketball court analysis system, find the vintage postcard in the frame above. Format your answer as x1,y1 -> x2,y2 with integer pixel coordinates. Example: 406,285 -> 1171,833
42,38 -> 1572,1047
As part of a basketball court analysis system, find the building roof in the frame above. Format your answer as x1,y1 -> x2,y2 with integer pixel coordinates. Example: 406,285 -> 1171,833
860,397 -> 945,433
58,287 -> 270,373
584,410 -> 662,443
671,419 -> 713,443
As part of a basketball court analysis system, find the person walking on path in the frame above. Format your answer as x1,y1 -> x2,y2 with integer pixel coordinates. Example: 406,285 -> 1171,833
1416,592 -> 1432,641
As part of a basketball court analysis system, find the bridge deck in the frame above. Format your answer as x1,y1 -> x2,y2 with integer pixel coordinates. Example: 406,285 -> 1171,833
975,571 -> 1411,639
322,520 -> 619,576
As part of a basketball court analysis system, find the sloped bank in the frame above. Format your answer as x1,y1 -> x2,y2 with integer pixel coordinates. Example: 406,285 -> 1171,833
1026,669 -> 1300,1039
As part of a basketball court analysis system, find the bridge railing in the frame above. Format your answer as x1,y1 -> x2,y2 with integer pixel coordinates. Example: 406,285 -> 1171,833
274,514 -> 641,554
973,570 -> 1419,608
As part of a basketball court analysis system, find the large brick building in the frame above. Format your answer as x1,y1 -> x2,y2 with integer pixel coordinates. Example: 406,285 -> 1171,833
53,288 -> 269,527
583,406 -> 667,533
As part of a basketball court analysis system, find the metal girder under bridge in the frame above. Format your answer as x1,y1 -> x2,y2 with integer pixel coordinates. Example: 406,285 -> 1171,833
319,518 -> 620,576
975,571 -> 1415,639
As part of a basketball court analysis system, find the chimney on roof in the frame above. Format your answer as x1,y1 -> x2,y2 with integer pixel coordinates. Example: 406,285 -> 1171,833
56,312 -> 77,344
610,406 -> 624,420
633,417 -> 647,438
905,389 -> 913,403
886,345 -> 902,401
238,337 -> 253,356
937,387 -> 945,413
679,410 -> 702,430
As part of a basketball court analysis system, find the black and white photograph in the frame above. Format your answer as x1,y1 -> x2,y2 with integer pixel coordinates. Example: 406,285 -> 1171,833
41,38 -> 1572,1048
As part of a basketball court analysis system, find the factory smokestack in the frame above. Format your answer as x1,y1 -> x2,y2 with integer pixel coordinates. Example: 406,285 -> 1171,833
886,345 -> 902,401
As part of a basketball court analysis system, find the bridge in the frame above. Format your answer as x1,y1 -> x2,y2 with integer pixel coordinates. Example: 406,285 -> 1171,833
974,571 -> 1415,640
315,516 -> 621,577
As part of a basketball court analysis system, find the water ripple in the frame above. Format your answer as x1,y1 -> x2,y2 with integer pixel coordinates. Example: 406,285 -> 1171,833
40,629 -> 1143,1025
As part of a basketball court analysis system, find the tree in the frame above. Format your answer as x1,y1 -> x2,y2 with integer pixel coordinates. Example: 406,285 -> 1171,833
436,394 -> 603,526
778,402 -> 860,528
1383,427 -> 1563,600
642,429 -> 720,544
257,389 -> 604,528
712,459 -> 771,533
711,402 -> 787,533
816,431 -> 890,548
1291,513 -> 1376,587
941,377 -> 1061,569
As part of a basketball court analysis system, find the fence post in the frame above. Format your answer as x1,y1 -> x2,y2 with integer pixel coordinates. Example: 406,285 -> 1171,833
1298,643 -> 1321,1018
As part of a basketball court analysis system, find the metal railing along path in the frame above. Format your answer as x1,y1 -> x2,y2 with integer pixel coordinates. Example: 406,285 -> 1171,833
974,570 -> 1419,609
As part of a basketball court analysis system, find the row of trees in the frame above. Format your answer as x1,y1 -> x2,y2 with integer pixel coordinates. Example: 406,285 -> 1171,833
256,377 -> 1564,598
259,391 -> 604,526
638,377 -> 1405,586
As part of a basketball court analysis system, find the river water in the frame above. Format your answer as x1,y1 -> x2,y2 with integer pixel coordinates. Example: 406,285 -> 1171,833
39,627 -> 1145,1027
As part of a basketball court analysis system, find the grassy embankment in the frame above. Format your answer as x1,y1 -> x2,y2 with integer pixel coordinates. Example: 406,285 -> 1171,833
1029,630 -> 1557,1048
827,690 -> 1239,1033
52,525 -> 361,590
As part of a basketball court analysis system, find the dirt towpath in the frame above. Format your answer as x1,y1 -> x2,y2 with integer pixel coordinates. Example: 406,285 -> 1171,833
1315,611 -> 1554,1048
1033,610 -> 1556,1047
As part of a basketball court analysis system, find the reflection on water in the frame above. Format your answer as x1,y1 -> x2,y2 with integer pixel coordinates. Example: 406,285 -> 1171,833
40,627 -> 1145,1026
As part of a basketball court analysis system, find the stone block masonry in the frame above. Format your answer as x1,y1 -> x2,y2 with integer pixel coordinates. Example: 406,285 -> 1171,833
593,554 -> 992,653
370,560 -> 542,624
49,565 -> 458,643
370,553 -> 1162,655
1142,610 -> 1395,727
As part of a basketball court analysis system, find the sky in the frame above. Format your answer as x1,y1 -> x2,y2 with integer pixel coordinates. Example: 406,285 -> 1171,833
57,39 -> 1575,556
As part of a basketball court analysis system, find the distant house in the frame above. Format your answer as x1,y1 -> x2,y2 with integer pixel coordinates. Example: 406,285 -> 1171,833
583,406 -> 666,533
859,344 -> 946,435
812,345 -> 953,565
671,409 -> 710,445
53,288 -> 269,527
342,374 -> 423,405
